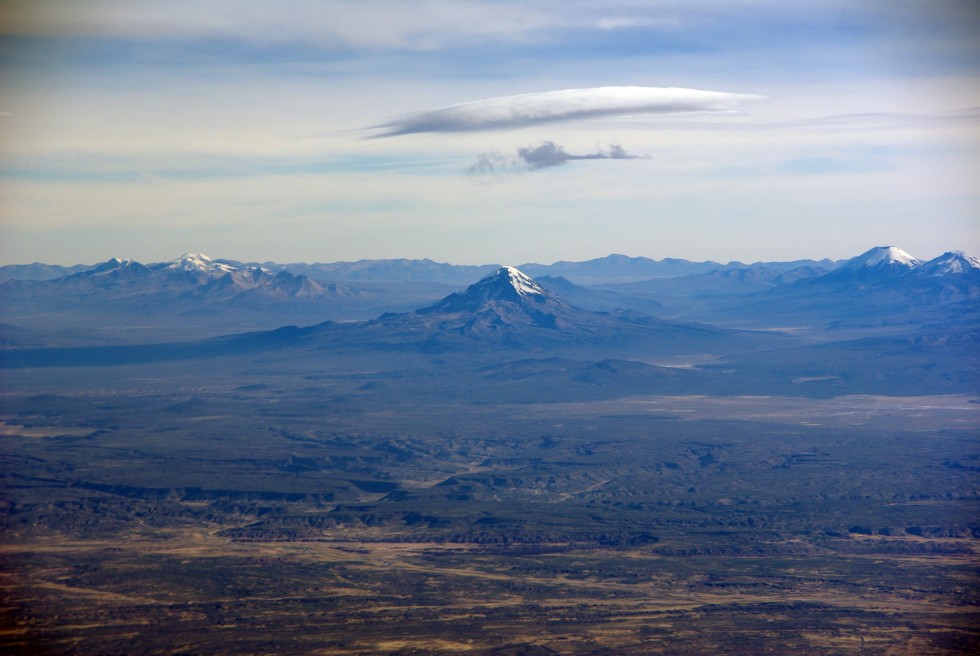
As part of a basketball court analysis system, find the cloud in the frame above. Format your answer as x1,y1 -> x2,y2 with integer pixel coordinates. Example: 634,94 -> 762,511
518,141 -> 644,169
467,141 -> 646,177
595,16 -> 678,30
372,87 -> 763,137
0,0 -> 559,51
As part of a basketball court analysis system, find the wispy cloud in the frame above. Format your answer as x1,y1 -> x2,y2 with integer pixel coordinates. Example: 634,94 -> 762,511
0,1 -> 557,51
467,141 -> 646,177
373,87 -> 764,137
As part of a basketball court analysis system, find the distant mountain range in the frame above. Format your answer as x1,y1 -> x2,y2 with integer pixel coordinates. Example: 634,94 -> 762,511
1,252 -> 839,285
0,253 -> 457,344
805,246 -> 978,292
3,254 -> 976,399
0,247 -> 976,348
0,264 -> 789,367
599,246 -> 979,333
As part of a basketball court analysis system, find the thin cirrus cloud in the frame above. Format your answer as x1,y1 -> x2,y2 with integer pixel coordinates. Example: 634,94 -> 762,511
371,86 -> 765,137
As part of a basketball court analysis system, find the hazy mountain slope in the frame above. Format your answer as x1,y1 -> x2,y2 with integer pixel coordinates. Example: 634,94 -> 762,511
518,254 -> 723,284
535,275 -> 664,314
606,264 -> 832,296
0,262 -> 89,281
272,258 -> 498,285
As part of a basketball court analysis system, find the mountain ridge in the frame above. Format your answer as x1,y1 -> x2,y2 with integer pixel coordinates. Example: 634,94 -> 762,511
2,247 -> 976,347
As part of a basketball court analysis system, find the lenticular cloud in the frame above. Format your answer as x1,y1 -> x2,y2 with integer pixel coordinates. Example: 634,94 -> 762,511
372,86 -> 763,137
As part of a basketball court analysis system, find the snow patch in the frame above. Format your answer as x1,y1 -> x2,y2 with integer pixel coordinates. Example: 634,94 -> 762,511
843,246 -> 920,270
499,266 -> 544,298
918,251 -> 980,277
170,253 -> 236,274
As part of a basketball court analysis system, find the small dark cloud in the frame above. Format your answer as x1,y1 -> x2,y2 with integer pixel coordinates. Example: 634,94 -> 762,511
518,141 -> 571,169
468,141 -> 646,178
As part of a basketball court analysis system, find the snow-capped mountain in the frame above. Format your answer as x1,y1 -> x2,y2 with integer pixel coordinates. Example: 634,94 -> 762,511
162,253 -> 238,275
818,246 -> 922,285
2,249 -> 976,348
418,266 -> 576,327
63,257 -> 151,284
148,253 -> 258,288
336,265 -> 752,353
48,253 -> 339,302
904,251 -> 980,301
0,254 -> 389,344
914,251 -> 980,278
801,246 -> 980,295
841,246 -> 921,270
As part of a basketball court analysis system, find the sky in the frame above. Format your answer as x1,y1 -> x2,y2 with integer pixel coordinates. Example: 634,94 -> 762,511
1,1 -> 978,266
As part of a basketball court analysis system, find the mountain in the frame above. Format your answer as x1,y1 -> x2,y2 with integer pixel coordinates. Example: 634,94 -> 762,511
272,258 -> 498,285
153,252 -> 238,279
3,248 -> 975,347
2,260 -> 975,401
675,246 -> 980,334
60,257 -> 153,286
0,262 -> 90,282
322,266 -> 775,354
0,254 -> 393,344
815,246 -> 922,285
418,266 -> 575,326
609,263 -> 833,297
792,246 -> 980,301
915,251 -> 980,278
724,257 -> 840,273
519,254 -> 840,285
1,265 -> 790,367
3,253 -> 344,303
904,251 -> 980,303
518,254 -> 723,284
253,254 -> 842,287
535,275 -> 664,314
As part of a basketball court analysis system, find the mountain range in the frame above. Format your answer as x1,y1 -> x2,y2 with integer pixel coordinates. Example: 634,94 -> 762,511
2,252 -> 838,285
0,246 -> 976,349
2,253 -> 976,399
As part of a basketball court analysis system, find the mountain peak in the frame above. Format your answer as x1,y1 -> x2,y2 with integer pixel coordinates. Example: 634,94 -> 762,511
88,257 -> 138,272
842,246 -> 921,270
417,265 -> 572,322
917,251 -> 980,277
458,265 -> 552,305
494,266 -> 546,299
169,253 -> 236,274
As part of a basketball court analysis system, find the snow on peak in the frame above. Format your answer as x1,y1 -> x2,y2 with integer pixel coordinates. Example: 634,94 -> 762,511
843,246 -> 921,270
497,266 -> 544,297
170,253 -> 236,274
424,265 -> 557,315
175,252 -> 212,267
88,257 -> 135,273
918,251 -> 980,276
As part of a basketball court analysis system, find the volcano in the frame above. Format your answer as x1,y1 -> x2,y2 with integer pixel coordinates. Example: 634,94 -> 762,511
331,265 -> 750,353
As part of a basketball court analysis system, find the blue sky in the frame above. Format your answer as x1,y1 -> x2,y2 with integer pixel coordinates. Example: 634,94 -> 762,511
1,1 -> 978,265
